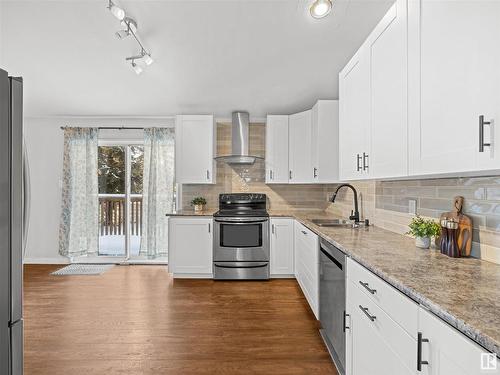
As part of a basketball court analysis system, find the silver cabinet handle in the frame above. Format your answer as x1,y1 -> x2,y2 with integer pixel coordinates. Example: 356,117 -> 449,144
479,115 -> 491,152
208,223 -> 211,233
289,170 -> 292,180
301,230 -> 307,235
417,332 -> 429,371
356,154 -> 362,172
362,152 -> 369,171
359,281 -> 377,294
313,167 -> 318,178
359,305 -> 376,321
206,170 -> 210,180
272,224 -> 275,234
269,170 -> 273,180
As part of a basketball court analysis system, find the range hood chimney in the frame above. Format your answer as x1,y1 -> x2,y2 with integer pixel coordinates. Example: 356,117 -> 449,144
214,111 -> 263,165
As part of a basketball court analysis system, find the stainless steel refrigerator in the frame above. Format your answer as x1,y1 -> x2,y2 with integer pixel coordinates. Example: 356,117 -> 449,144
0,68 -> 25,375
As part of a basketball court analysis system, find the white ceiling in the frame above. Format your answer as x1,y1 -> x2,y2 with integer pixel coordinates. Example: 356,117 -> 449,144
0,0 -> 392,118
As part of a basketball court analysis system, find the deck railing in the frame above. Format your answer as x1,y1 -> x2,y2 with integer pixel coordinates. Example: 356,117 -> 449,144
99,194 -> 142,236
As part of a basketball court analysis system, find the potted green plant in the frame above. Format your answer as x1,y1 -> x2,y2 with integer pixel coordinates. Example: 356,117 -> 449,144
191,196 -> 207,213
406,216 -> 441,249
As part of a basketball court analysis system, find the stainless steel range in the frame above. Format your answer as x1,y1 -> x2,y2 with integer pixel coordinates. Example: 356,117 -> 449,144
213,193 -> 270,280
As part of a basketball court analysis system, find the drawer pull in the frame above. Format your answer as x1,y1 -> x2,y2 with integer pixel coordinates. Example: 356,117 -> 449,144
301,230 -> 307,235
359,281 -> 377,294
359,305 -> 376,322
417,332 -> 429,371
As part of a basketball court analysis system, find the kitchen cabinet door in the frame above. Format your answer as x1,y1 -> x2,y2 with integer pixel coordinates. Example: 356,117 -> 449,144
408,0 -> 500,176
175,115 -> 215,184
270,218 -> 294,276
346,279 -> 415,375
339,47 -> 370,181
289,110 -> 313,183
168,217 -> 213,277
418,307 -> 500,375
294,221 -> 319,318
311,100 -> 340,183
265,115 -> 289,184
368,0 -> 408,179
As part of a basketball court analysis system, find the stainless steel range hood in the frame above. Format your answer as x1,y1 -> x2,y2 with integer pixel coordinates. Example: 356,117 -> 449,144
214,111 -> 263,165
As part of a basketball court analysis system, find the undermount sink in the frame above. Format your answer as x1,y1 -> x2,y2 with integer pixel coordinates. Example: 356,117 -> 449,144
311,219 -> 354,227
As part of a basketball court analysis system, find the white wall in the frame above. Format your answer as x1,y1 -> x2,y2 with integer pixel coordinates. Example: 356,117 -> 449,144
24,117 -> 174,264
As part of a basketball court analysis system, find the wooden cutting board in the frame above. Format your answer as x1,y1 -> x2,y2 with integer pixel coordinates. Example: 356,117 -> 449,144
439,196 -> 473,257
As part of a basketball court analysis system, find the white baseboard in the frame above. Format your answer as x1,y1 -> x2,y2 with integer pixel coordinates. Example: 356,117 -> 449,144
23,257 -> 69,265
172,273 -> 213,279
270,274 -> 295,279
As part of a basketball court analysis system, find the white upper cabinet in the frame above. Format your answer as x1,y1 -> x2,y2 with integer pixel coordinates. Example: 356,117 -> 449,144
408,0 -> 500,176
339,47 -> 371,181
368,0 -> 408,179
265,115 -> 289,184
175,115 -> 215,184
288,109 -> 313,183
311,100 -> 340,183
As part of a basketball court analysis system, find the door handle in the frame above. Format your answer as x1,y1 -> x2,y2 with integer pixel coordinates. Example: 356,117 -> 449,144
208,223 -> 211,233
359,281 -> 377,294
356,154 -> 362,172
289,170 -> 292,180
417,332 -> 429,371
272,224 -> 275,234
359,305 -> 376,322
206,170 -> 210,180
269,170 -> 273,180
479,115 -> 491,152
343,311 -> 350,332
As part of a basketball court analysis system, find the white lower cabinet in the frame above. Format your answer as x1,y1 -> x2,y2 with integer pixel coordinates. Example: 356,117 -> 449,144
270,218 -> 294,276
346,257 -> 500,375
346,259 -> 416,375
418,307 -> 500,375
294,221 -> 319,319
168,217 -> 213,277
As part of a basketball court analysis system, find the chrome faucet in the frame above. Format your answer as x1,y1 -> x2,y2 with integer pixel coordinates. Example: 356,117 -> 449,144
330,183 -> 360,223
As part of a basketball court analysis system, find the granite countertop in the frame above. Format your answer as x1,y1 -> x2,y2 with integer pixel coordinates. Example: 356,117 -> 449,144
287,210 -> 500,357
166,209 -> 218,216
166,208 -> 500,355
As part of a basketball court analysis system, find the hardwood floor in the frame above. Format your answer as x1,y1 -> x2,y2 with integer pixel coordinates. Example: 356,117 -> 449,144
24,265 -> 338,375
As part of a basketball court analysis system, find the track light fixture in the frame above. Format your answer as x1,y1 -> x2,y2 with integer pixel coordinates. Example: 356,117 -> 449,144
106,0 -> 154,74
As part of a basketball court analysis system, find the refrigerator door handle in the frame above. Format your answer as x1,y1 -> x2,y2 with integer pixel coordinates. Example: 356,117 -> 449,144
22,143 -> 30,259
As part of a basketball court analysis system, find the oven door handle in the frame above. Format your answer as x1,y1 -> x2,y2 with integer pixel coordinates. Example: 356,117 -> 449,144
214,262 -> 268,269
214,219 -> 269,224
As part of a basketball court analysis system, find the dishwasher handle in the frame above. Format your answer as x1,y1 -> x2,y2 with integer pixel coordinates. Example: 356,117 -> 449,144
320,247 -> 343,270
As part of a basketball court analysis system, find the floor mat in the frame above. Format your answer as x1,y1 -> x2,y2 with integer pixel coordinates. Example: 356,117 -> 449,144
51,264 -> 115,276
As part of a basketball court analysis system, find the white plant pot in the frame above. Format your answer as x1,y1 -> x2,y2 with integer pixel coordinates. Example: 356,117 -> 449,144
194,204 -> 204,213
415,236 -> 431,249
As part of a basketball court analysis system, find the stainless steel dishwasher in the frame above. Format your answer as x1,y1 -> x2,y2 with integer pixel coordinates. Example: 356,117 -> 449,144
319,238 -> 346,375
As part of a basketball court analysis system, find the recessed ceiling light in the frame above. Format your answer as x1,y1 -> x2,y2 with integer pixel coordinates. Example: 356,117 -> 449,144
310,0 -> 332,19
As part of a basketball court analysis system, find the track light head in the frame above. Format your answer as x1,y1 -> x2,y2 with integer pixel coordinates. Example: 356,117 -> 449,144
107,0 -> 125,21
131,61 -> 143,75
142,53 -> 154,66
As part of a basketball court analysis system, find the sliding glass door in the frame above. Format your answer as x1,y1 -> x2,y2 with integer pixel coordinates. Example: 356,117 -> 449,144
97,144 -> 144,259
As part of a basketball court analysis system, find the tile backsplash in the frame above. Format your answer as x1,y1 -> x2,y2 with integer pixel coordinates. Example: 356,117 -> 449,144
182,123 -> 337,211
182,122 -> 500,264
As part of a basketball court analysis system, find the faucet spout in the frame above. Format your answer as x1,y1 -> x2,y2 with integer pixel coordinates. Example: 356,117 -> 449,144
330,183 -> 360,223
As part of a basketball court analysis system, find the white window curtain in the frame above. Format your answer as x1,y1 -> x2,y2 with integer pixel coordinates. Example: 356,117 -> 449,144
140,127 -> 175,259
59,127 -> 99,258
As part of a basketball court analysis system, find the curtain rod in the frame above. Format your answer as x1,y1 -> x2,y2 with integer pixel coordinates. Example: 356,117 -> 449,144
60,126 -> 145,130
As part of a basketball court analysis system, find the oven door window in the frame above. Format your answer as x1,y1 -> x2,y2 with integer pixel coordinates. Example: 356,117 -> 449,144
220,223 -> 262,248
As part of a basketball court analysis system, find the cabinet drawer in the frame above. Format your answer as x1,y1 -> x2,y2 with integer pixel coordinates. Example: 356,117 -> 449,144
349,279 -> 416,373
348,258 -> 418,338
295,222 -> 318,251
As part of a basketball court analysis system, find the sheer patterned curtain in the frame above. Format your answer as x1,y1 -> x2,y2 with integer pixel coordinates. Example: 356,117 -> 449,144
140,127 -> 175,259
59,127 -> 99,258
